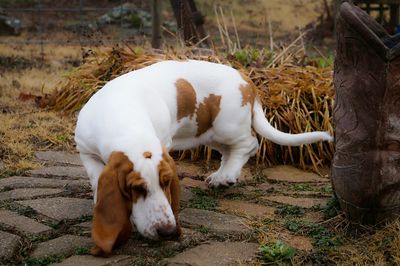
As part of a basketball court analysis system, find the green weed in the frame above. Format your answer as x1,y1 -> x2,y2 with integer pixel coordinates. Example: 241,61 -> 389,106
75,247 -> 90,255
284,219 -> 342,248
259,240 -> 296,264
276,205 -> 305,216
322,196 -> 341,219
25,255 -> 64,266
188,188 -> 218,211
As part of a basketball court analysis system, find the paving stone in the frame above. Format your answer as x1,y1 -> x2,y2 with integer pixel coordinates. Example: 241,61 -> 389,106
263,195 -> 328,209
256,182 -> 279,192
17,197 -> 93,220
218,199 -> 276,218
116,228 -> 206,258
279,232 -> 313,251
283,190 -> 331,198
181,177 -> 207,190
35,151 -> 82,166
0,188 -> 63,201
222,185 -> 258,196
75,221 -> 91,229
0,210 -> 52,234
303,211 -> 324,223
53,255 -> 133,266
179,208 -> 252,238
175,161 -> 205,178
28,166 -> 87,179
167,241 -> 259,265
0,231 -> 20,260
0,176 -> 90,191
263,165 -> 328,183
180,186 -> 194,204
238,167 -> 253,182
31,235 -> 92,258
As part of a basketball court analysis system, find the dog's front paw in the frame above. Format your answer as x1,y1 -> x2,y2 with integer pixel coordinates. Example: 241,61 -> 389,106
205,172 -> 238,188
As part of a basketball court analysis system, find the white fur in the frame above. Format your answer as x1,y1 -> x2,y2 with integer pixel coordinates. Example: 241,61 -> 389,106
75,60 -> 332,238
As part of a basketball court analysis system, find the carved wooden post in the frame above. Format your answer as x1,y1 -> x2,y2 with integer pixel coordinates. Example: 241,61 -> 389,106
332,2 -> 400,224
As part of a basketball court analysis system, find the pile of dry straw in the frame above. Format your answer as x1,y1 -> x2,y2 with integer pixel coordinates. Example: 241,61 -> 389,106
49,47 -> 334,173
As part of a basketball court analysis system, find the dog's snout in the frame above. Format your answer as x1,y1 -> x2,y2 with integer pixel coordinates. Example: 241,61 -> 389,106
157,224 -> 177,239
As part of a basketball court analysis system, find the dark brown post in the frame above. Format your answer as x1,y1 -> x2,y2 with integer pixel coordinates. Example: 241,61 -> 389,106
151,0 -> 161,49
390,4 -> 400,32
169,0 -> 209,46
332,2 -> 400,224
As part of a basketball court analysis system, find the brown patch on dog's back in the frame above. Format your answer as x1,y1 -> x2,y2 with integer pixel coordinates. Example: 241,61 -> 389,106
239,73 -> 257,107
175,79 -> 197,121
196,94 -> 222,136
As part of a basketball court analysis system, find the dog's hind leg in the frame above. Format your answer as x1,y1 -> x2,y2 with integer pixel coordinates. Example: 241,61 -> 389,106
206,135 -> 258,187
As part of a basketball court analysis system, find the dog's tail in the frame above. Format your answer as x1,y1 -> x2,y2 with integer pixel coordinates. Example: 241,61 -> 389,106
252,100 -> 333,146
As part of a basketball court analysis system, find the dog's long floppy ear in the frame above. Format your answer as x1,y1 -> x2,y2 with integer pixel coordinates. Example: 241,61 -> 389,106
91,152 -> 133,257
160,147 -> 182,237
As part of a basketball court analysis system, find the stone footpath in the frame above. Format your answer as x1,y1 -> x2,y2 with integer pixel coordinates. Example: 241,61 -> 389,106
0,151 -> 332,265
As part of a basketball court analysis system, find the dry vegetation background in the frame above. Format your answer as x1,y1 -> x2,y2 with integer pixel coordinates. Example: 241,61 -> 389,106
1,0 -> 400,265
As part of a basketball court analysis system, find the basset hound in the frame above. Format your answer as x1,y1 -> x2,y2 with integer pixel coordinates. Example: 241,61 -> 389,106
75,60 -> 333,256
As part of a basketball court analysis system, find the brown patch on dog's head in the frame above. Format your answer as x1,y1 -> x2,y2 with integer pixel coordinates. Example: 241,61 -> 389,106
91,151 -> 147,257
158,147 -> 182,237
175,79 -> 197,121
239,73 -> 257,107
196,94 -> 222,136
143,151 -> 152,159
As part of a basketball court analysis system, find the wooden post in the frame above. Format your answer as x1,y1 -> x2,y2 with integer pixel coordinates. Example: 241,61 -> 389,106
333,2 -> 400,224
169,0 -> 209,47
151,0 -> 161,49
390,4 -> 400,32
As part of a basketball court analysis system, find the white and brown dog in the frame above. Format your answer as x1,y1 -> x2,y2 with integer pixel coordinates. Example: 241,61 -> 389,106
75,60 -> 332,255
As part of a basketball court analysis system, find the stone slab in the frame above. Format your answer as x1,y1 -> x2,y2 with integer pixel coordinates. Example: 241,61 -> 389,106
35,151 -> 82,166
167,241 -> 259,265
0,188 -> 63,201
280,232 -> 313,251
0,209 -> 52,234
0,176 -> 90,191
180,186 -> 194,204
31,235 -> 92,258
181,177 -> 207,190
0,231 -> 20,260
263,195 -> 328,209
28,166 -> 87,179
238,167 -> 253,182
218,199 -> 276,218
175,161 -> 205,178
263,165 -> 328,183
75,221 -> 91,229
53,255 -> 132,266
179,208 -> 252,237
17,197 -> 93,220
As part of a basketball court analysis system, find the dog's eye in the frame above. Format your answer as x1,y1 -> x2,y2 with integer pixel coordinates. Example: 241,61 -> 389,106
131,184 -> 147,197
160,178 -> 171,189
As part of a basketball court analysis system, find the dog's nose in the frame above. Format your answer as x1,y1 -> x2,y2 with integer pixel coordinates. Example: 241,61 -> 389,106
226,181 -> 236,186
157,225 -> 177,239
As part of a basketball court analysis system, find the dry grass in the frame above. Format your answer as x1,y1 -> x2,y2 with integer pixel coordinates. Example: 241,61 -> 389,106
48,46 -> 334,173
325,218 -> 400,265
0,45 -> 79,175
